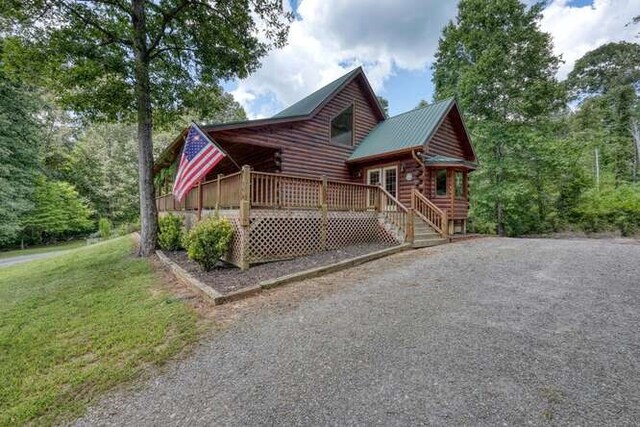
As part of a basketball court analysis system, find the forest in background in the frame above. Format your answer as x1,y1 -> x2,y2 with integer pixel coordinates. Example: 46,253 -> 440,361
1,0 -> 639,250
0,58 -> 246,248
433,1 -> 640,237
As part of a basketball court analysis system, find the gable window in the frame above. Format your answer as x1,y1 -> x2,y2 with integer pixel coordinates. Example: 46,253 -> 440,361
436,169 -> 448,196
455,171 -> 464,197
331,105 -> 354,145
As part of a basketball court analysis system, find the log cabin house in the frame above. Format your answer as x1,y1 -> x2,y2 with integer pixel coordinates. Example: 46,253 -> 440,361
154,67 -> 477,269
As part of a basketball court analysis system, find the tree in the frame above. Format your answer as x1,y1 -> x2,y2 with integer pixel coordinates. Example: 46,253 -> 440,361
376,96 -> 389,117
20,178 -> 93,244
415,99 -> 429,109
567,42 -> 640,182
2,1 -> 292,255
69,123 -> 140,224
567,42 -> 640,100
0,54 -> 41,247
432,0 -> 563,236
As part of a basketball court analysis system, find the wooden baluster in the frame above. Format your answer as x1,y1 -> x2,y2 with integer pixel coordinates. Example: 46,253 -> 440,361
197,180 -> 203,220
215,174 -> 222,212
406,207 -> 413,243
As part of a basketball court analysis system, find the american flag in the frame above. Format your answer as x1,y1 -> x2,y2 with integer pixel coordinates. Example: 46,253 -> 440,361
172,124 -> 225,202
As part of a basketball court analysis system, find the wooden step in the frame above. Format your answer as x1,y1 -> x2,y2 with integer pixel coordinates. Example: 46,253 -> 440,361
414,232 -> 441,240
412,238 -> 447,249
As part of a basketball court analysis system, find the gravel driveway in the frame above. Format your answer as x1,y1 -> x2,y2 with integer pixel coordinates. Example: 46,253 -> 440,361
0,250 -> 72,268
77,237 -> 640,426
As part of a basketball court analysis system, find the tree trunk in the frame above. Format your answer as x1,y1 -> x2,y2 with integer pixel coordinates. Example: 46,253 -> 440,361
495,201 -> 505,237
132,0 -> 157,256
632,120 -> 640,183
494,142 -> 506,237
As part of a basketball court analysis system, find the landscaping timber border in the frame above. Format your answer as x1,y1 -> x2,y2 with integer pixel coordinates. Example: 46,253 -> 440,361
156,243 -> 411,305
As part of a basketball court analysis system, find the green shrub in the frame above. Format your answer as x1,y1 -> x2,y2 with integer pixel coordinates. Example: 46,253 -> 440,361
98,218 -> 112,239
158,214 -> 184,251
116,223 -> 128,237
573,184 -> 640,236
182,217 -> 233,271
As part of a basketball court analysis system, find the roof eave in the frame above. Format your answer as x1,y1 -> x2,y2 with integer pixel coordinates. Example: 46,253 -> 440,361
202,114 -> 309,132
346,146 -> 423,164
154,128 -> 188,174
424,161 -> 478,170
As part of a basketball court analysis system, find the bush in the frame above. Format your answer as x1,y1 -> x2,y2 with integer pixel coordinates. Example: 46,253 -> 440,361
573,184 -> 640,236
182,217 -> 233,271
115,220 -> 140,236
157,214 -> 184,251
98,218 -> 112,239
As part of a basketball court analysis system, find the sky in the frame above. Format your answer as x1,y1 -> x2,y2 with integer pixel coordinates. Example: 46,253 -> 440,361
225,0 -> 639,119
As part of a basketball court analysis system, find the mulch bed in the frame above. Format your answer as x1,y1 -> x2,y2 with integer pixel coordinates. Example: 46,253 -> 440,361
164,243 -> 392,295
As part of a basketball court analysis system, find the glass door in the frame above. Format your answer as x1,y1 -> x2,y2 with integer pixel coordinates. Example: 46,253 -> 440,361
367,169 -> 381,208
367,166 -> 398,210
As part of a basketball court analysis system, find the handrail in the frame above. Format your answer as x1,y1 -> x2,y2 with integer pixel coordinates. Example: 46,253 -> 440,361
377,186 -> 409,240
201,170 -> 241,186
251,170 -> 378,189
379,187 -> 408,213
411,189 -> 447,237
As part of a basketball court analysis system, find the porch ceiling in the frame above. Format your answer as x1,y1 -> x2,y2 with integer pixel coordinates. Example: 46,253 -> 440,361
154,138 -> 278,176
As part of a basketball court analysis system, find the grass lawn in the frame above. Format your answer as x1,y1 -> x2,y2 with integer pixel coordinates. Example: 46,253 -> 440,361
0,240 -> 87,259
0,236 -> 201,425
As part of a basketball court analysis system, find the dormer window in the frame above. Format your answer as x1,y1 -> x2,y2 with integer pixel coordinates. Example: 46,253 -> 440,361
331,105 -> 354,145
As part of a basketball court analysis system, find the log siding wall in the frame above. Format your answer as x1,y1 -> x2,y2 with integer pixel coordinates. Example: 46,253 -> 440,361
209,77 -> 381,182
425,109 -> 474,160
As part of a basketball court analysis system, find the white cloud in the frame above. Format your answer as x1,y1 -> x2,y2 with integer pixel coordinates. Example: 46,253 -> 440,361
233,0 -> 639,119
540,0 -> 638,79
232,0 -> 456,118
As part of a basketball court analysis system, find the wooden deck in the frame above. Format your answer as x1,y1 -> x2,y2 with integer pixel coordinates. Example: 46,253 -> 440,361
156,166 -> 450,268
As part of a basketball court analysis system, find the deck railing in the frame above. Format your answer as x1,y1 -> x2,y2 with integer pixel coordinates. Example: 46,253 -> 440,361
251,171 -> 323,209
411,188 -> 448,237
156,166 -> 382,215
154,166 -> 419,241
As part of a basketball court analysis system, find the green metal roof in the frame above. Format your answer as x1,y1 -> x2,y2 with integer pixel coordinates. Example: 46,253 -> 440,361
423,154 -> 477,169
271,67 -> 362,119
348,97 -> 455,161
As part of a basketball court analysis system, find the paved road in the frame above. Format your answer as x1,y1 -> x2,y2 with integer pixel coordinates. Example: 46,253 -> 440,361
0,250 -> 73,268
78,238 -> 640,426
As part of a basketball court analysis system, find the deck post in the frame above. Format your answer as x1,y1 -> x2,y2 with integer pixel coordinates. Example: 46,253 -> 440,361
239,165 -> 252,270
215,173 -> 222,214
197,180 -> 203,221
442,209 -> 449,238
374,187 -> 382,212
407,207 -> 414,244
320,176 -> 328,251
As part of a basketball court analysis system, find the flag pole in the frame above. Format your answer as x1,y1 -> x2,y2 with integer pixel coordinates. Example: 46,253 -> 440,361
192,121 -> 242,171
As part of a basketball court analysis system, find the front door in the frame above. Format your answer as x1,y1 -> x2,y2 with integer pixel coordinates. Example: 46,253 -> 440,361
367,166 -> 398,208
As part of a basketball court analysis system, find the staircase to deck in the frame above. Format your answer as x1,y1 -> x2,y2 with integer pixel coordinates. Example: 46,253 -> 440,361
410,189 -> 448,249
412,220 -> 447,248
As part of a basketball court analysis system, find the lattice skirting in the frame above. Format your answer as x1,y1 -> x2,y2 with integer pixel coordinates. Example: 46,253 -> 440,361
327,211 -> 400,249
247,210 -> 322,263
245,209 -> 402,264
168,209 -> 403,268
